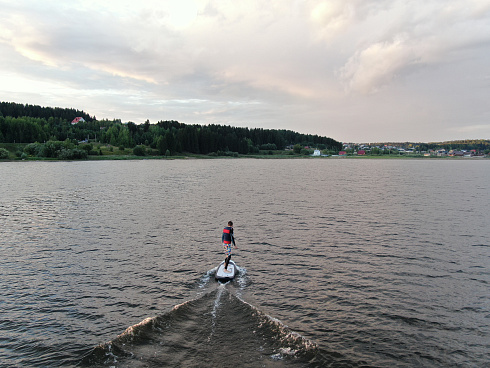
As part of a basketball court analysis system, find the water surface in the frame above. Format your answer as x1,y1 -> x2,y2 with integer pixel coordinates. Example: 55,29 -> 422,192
1,159 -> 489,367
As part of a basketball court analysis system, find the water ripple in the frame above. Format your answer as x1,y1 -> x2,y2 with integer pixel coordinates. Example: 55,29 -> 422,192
0,159 -> 489,367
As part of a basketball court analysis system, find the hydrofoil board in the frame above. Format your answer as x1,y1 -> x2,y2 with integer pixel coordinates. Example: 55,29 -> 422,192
215,260 -> 237,282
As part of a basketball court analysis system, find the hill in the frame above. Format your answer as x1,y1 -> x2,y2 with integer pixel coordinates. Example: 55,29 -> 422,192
0,101 -> 343,155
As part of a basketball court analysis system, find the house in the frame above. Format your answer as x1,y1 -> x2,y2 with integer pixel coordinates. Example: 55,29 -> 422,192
312,149 -> 321,156
449,151 -> 465,157
339,151 -> 347,156
357,150 -> 366,155
71,117 -> 85,125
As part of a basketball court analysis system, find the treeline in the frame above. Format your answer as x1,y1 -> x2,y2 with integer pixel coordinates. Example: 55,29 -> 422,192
367,140 -> 490,152
0,101 -> 95,122
0,102 -> 342,155
425,140 -> 490,152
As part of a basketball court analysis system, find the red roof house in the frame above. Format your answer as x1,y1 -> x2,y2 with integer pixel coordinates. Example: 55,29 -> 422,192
71,117 -> 85,125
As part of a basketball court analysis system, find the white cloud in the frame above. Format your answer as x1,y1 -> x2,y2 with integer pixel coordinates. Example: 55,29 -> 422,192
335,0 -> 490,96
339,34 -> 419,94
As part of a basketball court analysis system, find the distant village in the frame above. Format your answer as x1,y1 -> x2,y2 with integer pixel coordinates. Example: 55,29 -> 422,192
337,143 -> 488,158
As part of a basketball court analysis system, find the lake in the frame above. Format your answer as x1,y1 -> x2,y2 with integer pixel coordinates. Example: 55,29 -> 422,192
1,158 -> 489,367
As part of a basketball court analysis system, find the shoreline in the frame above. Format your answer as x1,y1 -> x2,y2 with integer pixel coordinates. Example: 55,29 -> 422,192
1,153 -> 488,162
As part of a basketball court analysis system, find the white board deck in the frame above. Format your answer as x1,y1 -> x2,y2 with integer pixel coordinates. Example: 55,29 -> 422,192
216,260 -> 237,280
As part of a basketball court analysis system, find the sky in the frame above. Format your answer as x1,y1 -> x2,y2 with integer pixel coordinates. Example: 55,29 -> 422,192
1,0 -> 489,143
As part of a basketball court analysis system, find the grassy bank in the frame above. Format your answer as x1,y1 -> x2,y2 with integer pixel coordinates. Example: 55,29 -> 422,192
1,142 -> 487,161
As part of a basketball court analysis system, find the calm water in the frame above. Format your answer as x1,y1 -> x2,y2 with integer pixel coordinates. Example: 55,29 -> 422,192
0,159 -> 489,367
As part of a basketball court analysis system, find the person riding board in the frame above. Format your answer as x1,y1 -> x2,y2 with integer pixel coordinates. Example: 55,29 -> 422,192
222,221 -> 237,273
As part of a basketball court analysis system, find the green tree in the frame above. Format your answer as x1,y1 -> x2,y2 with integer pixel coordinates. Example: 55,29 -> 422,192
24,142 -> 43,156
133,145 -> 146,156
127,121 -> 138,135
165,131 -> 176,154
0,147 -> 9,159
40,140 -> 64,158
80,143 -> 93,152
155,135 -> 167,155
106,125 -> 120,146
117,127 -> 131,148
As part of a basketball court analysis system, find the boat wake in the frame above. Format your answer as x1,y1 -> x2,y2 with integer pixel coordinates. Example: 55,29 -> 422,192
79,266 -> 365,367
79,285 -> 360,367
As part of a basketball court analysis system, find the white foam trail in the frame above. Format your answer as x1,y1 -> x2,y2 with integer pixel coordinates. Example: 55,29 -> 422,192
235,294 -> 318,354
236,266 -> 247,287
208,284 -> 225,341
198,267 -> 218,289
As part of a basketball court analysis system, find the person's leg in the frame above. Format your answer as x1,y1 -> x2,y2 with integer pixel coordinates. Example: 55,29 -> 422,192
223,243 -> 232,271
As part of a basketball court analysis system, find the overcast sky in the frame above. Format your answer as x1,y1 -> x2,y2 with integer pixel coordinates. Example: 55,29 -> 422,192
1,0 -> 489,142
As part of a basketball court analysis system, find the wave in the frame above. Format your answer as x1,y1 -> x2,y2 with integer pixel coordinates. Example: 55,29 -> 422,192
79,287 -> 359,367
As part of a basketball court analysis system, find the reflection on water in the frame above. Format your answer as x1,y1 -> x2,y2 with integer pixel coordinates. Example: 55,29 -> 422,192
0,159 -> 489,367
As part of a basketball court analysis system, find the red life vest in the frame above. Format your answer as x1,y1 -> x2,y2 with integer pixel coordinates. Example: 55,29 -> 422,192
222,226 -> 233,244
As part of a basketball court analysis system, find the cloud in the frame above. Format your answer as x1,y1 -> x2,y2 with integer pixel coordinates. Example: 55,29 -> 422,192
337,0 -> 490,94
0,0 -> 489,141
308,0 -> 363,42
339,34 -> 419,94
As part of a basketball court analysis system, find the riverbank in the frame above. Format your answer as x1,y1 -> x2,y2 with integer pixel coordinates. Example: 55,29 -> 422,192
1,142 -> 488,161
2,153 -> 488,161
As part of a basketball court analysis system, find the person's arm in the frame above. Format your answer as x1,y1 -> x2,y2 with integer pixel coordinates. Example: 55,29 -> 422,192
232,232 -> 237,247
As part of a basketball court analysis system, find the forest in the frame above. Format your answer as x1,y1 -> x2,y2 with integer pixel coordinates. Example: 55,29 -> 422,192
0,102 -> 342,158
